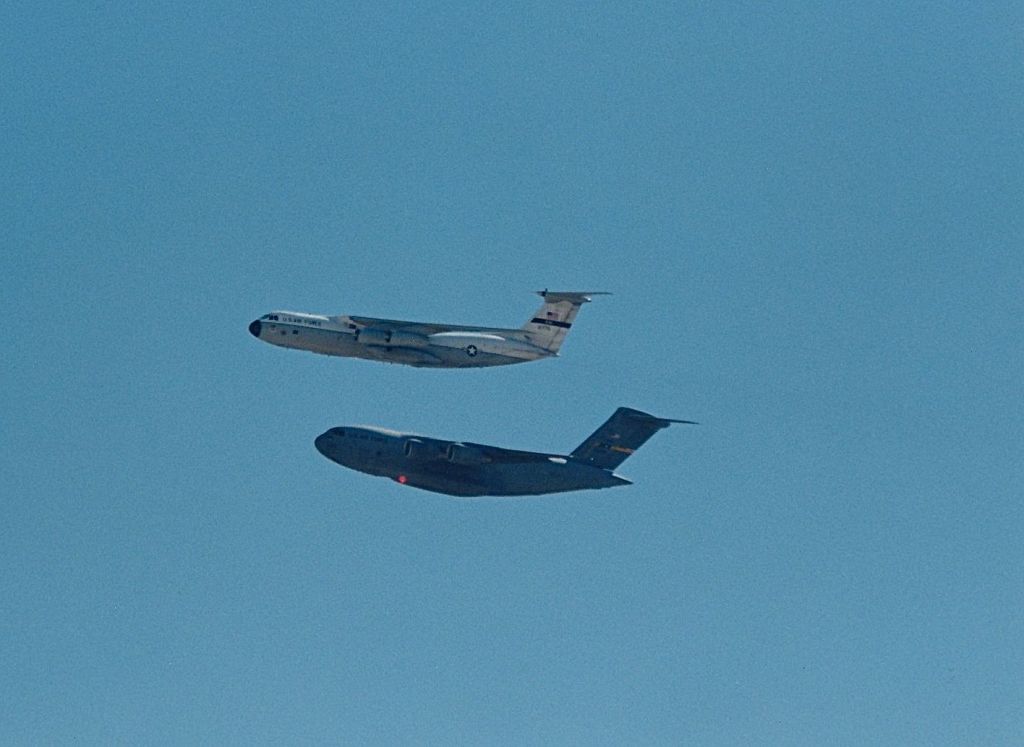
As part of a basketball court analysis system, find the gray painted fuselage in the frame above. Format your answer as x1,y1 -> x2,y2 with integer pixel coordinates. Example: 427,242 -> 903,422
249,314 -> 533,368
248,292 -> 607,368
314,426 -> 632,497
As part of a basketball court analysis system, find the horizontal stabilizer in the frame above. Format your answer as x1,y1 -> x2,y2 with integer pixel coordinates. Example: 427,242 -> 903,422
535,290 -> 611,303
570,407 -> 695,470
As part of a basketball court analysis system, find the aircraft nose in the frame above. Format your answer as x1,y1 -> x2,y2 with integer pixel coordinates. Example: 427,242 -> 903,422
314,431 -> 332,456
248,320 -> 262,337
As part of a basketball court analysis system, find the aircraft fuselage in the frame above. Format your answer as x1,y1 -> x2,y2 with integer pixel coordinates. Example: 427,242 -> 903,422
248,311 -> 554,368
314,426 -> 632,497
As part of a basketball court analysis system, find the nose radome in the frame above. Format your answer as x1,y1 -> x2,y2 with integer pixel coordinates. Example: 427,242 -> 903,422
248,320 -> 262,337
314,431 -> 332,455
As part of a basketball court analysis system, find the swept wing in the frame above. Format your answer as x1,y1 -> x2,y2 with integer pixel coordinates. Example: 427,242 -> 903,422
347,316 -> 516,336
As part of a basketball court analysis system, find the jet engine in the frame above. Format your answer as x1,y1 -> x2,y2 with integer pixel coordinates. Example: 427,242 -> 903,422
445,443 -> 490,465
356,328 -> 428,348
403,438 -> 434,460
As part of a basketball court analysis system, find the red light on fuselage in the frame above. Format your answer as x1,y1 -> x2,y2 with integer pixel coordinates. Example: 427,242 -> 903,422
397,475 -> 407,484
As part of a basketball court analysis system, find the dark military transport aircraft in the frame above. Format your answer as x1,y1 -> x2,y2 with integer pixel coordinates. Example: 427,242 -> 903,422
314,407 -> 695,497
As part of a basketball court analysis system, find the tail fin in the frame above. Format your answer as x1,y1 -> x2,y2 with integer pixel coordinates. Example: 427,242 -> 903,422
521,290 -> 609,353
570,407 -> 696,470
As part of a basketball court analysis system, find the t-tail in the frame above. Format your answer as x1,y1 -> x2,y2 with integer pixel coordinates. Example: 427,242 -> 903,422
570,407 -> 697,470
521,290 -> 610,353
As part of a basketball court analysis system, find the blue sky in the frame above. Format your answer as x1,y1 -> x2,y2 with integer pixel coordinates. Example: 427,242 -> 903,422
3,2 -> 1022,743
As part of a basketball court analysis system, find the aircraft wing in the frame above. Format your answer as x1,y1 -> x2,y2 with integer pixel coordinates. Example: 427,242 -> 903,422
462,442 -> 560,463
348,316 -> 513,335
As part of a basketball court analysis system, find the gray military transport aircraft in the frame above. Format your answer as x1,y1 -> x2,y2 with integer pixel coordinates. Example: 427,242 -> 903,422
248,290 -> 606,368
314,407 -> 696,497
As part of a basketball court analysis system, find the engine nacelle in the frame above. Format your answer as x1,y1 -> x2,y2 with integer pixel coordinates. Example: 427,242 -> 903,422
445,443 -> 490,465
403,438 -> 435,460
356,328 -> 428,348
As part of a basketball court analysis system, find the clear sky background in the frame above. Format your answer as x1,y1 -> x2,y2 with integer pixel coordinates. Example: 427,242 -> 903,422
3,2 -> 1022,744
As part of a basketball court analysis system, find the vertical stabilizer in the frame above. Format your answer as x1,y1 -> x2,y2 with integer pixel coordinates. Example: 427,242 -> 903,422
521,290 -> 609,353
570,407 -> 696,470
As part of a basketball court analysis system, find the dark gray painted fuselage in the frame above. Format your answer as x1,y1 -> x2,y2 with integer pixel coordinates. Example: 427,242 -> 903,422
314,426 -> 632,497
